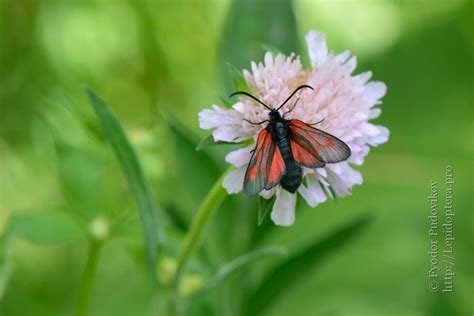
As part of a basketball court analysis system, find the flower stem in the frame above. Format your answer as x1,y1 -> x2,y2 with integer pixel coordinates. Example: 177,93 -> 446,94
172,168 -> 230,293
76,240 -> 102,316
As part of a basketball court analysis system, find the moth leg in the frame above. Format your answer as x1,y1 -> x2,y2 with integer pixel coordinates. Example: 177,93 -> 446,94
308,118 -> 325,126
244,119 -> 268,125
283,98 -> 300,117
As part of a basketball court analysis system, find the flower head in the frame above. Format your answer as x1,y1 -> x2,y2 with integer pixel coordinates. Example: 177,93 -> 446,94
199,30 -> 389,226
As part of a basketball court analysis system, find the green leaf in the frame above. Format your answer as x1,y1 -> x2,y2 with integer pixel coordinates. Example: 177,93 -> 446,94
4,210 -> 84,246
219,96 -> 235,108
0,254 -> 13,300
191,246 -> 287,297
257,196 -> 274,225
319,180 -> 338,203
196,135 -> 230,151
196,134 -> 249,151
226,62 -> 249,93
246,214 -> 373,315
261,43 -> 284,55
84,88 -> 162,284
196,134 -> 215,151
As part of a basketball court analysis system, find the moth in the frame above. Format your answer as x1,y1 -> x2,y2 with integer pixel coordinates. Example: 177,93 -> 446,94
230,85 -> 351,196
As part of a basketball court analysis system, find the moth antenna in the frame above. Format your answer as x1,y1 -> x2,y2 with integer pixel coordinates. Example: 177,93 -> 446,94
276,85 -> 314,111
229,91 -> 272,110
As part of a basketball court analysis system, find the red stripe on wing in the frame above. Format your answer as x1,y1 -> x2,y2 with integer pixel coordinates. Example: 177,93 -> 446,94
290,139 -> 325,168
265,145 -> 285,189
243,129 -> 287,196
289,119 -> 350,167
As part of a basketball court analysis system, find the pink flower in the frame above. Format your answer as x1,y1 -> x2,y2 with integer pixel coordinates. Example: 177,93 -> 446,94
199,30 -> 389,226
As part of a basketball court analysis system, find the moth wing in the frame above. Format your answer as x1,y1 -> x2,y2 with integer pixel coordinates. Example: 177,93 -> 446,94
264,140 -> 286,190
289,119 -> 351,167
243,129 -> 286,196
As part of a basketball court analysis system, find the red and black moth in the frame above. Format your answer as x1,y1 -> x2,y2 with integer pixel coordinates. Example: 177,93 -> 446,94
230,85 -> 351,196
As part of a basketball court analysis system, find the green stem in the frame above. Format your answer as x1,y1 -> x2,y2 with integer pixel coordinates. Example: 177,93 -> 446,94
76,240 -> 102,316
172,168 -> 230,293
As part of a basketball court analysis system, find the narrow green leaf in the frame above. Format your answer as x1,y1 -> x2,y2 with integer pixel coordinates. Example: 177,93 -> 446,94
261,43 -> 284,55
196,134 -> 249,151
196,134 -> 216,151
85,88 -> 161,284
219,96 -> 234,108
257,196 -> 274,225
246,214 -> 373,315
327,183 -> 338,203
319,180 -> 338,203
191,246 -> 287,297
226,62 -> 249,92
3,210 -> 84,246
0,254 -> 13,300
196,135 -> 233,151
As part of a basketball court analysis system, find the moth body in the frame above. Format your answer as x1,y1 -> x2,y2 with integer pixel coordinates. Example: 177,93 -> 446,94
267,110 -> 302,193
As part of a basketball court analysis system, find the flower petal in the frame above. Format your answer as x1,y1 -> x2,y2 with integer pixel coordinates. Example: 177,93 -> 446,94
348,144 -> 370,165
198,105 -> 241,129
368,108 -> 381,119
368,125 -> 390,146
222,167 -> 246,194
298,174 -> 327,207
225,145 -> 253,167
305,30 -> 328,68
326,164 -> 363,197
260,187 -> 276,199
213,126 -> 247,143
199,105 -> 250,142
271,189 -> 297,226
365,81 -> 387,101
335,50 -> 351,64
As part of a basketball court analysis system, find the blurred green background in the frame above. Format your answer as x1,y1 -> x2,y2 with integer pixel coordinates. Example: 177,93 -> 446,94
1,0 -> 473,315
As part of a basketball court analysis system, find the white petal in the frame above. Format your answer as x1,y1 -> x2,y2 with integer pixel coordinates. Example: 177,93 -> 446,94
232,101 -> 247,113
335,50 -> 351,64
317,168 -> 327,178
327,163 -> 342,175
225,145 -> 253,167
368,125 -> 390,145
355,71 -> 372,85
199,105 -> 250,142
305,30 -> 328,67
326,165 -> 362,197
298,174 -> 327,207
198,105 -> 241,129
343,56 -> 357,74
348,144 -> 370,165
264,52 -> 273,67
326,172 -> 350,197
260,187 -> 276,199
360,122 -> 380,137
213,126 -> 246,142
354,112 -> 368,120
222,167 -> 246,194
319,178 -> 335,199
344,164 -> 363,185
368,108 -> 381,119
365,81 -> 387,100
243,69 -> 255,88
271,189 -> 297,226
